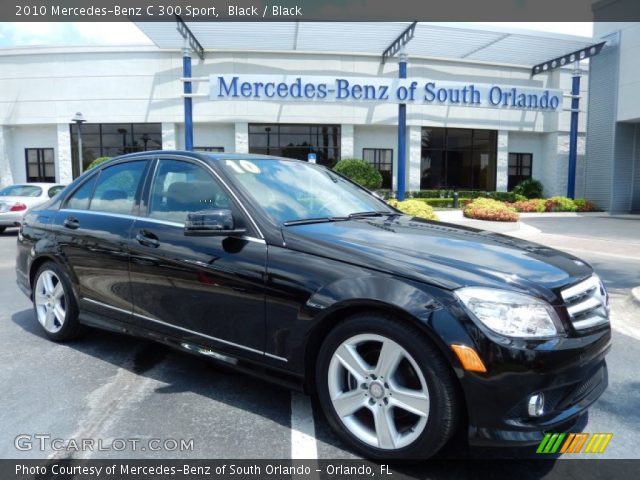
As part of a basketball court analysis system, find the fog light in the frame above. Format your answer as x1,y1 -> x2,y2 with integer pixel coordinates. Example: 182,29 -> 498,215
528,393 -> 545,417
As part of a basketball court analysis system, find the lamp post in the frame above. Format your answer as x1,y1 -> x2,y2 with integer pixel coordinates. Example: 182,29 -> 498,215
265,127 -> 271,155
71,112 -> 86,178
141,133 -> 150,151
117,128 -> 128,154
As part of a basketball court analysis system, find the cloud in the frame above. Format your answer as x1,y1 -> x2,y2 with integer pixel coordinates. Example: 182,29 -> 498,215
0,22 -> 152,47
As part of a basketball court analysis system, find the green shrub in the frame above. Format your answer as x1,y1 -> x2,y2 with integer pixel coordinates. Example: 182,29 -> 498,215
415,198 -> 471,208
574,198 -> 596,212
544,196 -> 577,212
388,199 -> 438,221
333,158 -> 383,190
488,191 -> 517,202
409,190 -> 443,198
87,156 -> 112,170
509,199 -> 546,213
463,198 -> 519,222
411,189 -> 489,199
512,178 -> 544,199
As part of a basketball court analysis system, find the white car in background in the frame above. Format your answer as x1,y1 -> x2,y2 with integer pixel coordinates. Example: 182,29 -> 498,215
0,183 -> 66,233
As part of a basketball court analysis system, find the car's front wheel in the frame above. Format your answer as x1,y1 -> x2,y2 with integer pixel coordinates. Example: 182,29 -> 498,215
316,313 -> 459,460
33,262 -> 82,341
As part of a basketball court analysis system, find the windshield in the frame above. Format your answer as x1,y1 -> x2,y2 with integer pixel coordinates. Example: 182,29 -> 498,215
220,158 -> 393,224
0,185 -> 42,197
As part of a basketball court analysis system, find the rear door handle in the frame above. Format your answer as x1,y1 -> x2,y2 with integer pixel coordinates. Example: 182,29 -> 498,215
63,216 -> 79,230
136,230 -> 160,248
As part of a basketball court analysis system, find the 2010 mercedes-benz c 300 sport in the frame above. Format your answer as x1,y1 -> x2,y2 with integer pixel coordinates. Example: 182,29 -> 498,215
16,151 -> 610,459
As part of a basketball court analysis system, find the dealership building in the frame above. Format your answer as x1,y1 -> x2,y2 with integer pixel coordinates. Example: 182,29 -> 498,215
0,22 -> 635,210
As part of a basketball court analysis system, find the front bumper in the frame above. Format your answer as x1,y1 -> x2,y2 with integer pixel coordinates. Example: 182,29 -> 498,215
467,359 -> 608,446
431,304 -> 612,448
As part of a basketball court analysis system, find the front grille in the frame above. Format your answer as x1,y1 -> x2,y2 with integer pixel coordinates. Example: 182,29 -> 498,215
561,275 -> 609,331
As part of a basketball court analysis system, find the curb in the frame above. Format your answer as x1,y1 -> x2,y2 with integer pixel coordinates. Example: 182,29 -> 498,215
632,287 -> 640,307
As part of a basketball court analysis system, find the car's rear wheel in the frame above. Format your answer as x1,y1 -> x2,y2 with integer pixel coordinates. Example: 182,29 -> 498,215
316,313 -> 459,460
0,226 -> 6,234
33,262 -> 82,341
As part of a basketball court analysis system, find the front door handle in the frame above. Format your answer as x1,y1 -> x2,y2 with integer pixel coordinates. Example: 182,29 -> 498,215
136,230 -> 160,248
63,216 -> 79,229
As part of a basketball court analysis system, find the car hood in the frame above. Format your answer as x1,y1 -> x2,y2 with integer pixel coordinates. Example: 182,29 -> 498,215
281,216 -> 592,303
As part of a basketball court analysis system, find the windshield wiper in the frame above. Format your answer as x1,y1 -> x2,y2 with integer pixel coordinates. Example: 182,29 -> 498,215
282,216 -> 349,226
283,211 -> 398,226
348,211 -> 399,219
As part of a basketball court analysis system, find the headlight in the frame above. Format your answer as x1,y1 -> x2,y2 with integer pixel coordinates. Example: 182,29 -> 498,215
455,287 -> 563,338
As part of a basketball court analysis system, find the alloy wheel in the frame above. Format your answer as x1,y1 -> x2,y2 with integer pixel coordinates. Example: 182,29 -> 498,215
34,270 -> 66,334
327,333 -> 430,450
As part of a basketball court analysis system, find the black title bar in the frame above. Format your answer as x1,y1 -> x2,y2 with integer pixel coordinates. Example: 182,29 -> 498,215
6,0 -> 640,22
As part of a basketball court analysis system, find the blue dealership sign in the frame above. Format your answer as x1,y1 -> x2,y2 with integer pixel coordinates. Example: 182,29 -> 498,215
307,153 -> 317,163
209,74 -> 563,112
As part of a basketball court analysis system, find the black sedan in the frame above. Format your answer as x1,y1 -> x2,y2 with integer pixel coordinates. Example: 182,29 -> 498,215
15,151 -> 611,459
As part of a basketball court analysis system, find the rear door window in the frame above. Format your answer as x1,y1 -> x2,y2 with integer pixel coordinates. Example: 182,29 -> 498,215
65,176 -> 98,211
90,161 -> 146,215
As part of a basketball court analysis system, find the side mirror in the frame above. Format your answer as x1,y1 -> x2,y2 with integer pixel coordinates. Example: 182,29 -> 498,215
184,209 -> 246,237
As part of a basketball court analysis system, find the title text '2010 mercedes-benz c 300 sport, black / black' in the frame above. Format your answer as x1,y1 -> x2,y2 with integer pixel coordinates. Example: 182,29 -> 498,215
15,152 -> 611,459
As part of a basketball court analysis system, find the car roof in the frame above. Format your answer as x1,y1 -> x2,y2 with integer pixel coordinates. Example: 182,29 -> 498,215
3,183 -> 65,188
109,150 -> 303,163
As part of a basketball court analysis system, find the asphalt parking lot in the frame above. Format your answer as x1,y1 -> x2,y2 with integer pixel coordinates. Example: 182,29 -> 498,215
0,215 -> 639,463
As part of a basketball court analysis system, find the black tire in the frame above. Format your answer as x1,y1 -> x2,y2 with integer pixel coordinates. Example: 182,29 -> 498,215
316,312 -> 459,460
0,226 -> 6,234
32,262 -> 83,341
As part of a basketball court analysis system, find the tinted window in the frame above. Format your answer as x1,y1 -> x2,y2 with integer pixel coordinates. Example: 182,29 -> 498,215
148,159 -> 231,224
65,176 -> 98,210
48,185 -> 65,198
0,185 -> 42,197
90,161 -> 146,214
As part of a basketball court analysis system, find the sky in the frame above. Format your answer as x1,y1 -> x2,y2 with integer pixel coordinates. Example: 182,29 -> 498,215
0,22 -> 594,48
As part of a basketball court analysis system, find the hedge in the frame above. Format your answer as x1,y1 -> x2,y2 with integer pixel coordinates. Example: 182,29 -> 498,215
333,158 -> 383,190
509,199 -> 546,213
388,199 -> 438,221
574,198 -> 596,212
512,178 -> 544,199
544,196 -> 578,212
463,198 -> 519,222
413,198 -> 471,208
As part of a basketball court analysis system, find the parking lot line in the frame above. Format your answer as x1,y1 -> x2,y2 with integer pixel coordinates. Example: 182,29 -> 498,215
290,392 -> 318,459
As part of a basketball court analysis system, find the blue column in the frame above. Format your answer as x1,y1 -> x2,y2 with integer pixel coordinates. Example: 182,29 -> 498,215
567,70 -> 580,199
397,53 -> 407,200
183,49 -> 194,151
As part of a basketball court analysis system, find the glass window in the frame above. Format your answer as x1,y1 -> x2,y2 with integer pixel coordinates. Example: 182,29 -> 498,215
148,159 -> 231,224
446,129 -> 473,150
65,175 -> 98,211
420,127 -> 497,190
89,161 -> 146,214
422,128 -> 445,150
194,146 -> 224,152
221,158 -> 393,224
248,124 -> 341,167
70,123 -> 162,177
420,150 -> 445,189
0,185 -> 42,197
363,148 -> 393,189
47,186 -> 65,198
508,153 -> 533,191
25,148 -> 55,182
